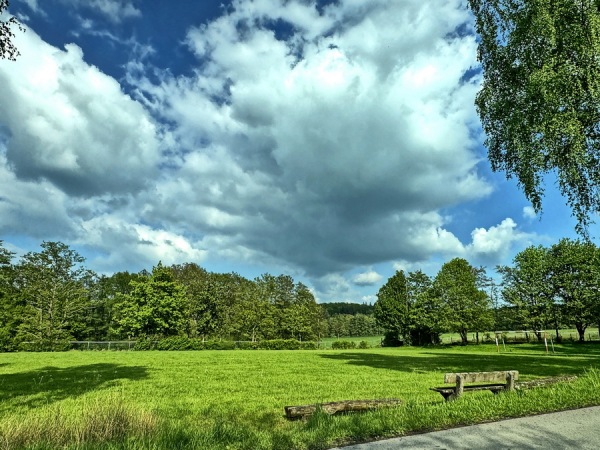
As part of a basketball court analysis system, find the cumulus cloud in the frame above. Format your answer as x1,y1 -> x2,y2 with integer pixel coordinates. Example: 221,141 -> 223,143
353,270 -> 383,286
130,0 -> 493,276
467,218 -> 531,262
79,216 -> 208,272
0,25 -> 160,196
1,0 -> 535,300
523,206 -> 537,220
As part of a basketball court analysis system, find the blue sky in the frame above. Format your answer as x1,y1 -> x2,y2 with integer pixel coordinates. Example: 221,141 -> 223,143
1,0 -> 597,303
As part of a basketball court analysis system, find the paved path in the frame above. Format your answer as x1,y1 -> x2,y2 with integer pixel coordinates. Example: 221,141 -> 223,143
333,406 -> 600,449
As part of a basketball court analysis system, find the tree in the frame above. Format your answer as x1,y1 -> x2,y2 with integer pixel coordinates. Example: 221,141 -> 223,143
0,241 -> 20,350
469,0 -> 600,234
1,0 -> 23,61
14,241 -> 95,350
114,263 -> 187,338
407,270 -> 441,345
90,271 -> 146,340
498,246 -> 555,339
374,270 -> 409,345
549,239 -> 600,341
433,258 -> 492,344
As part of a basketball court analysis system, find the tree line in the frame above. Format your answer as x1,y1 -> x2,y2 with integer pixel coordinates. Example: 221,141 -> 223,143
0,241 -> 381,351
375,239 -> 600,345
1,238 -> 598,351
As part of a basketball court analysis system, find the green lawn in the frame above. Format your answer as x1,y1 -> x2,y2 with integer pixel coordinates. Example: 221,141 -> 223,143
1,344 -> 600,449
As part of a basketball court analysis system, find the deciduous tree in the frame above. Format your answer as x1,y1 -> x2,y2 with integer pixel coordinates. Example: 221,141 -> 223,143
433,258 -> 492,344
14,242 -> 95,349
374,270 -> 409,345
1,0 -> 23,60
498,246 -> 555,339
114,264 -> 187,338
549,239 -> 600,341
469,0 -> 600,234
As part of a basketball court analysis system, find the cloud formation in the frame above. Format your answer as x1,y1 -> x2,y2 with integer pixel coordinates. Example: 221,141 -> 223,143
132,0 -> 498,275
0,26 -> 160,196
0,0 -> 536,300
353,270 -> 383,286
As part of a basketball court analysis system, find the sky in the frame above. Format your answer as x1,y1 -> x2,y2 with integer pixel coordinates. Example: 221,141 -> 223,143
0,0 -> 598,303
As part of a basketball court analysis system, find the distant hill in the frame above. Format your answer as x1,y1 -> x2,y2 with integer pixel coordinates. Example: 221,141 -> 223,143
320,302 -> 374,316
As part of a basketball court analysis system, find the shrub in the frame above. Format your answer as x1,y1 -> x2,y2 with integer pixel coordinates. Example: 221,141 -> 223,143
331,340 -> 356,349
381,331 -> 403,347
358,340 -> 369,349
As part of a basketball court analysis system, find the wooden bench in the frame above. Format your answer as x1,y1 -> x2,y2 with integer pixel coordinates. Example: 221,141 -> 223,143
431,371 -> 518,401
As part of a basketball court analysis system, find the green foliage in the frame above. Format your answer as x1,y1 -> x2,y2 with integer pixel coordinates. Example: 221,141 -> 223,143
13,241 -> 95,350
498,246 -> 555,338
330,340 -> 357,349
433,258 -> 492,344
469,0 -> 600,234
0,241 -> 19,351
374,270 -> 409,342
0,0 -> 23,61
114,264 -> 187,338
321,302 -> 374,316
375,269 -> 445,346
549,239 -> 600,341
132,337 -> 318,351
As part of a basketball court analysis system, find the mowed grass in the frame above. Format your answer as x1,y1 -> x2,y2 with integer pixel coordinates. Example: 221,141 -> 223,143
1,344 -> 600,449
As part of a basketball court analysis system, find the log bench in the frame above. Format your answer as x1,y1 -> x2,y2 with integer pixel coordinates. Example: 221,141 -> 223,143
431,370 -> 518,401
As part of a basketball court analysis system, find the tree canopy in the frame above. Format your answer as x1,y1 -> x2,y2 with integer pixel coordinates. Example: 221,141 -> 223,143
469,0 -> 600,234
0,0 -> 23,61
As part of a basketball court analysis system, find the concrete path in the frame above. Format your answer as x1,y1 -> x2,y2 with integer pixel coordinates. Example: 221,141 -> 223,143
333,406 -> 600,449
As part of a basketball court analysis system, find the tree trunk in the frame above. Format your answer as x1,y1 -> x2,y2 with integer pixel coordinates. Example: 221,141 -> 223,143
576,324 -> 586,342
460,330 -> 468,345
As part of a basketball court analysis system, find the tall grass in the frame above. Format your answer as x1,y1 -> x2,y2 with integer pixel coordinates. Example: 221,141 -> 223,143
0,344 -> 599,449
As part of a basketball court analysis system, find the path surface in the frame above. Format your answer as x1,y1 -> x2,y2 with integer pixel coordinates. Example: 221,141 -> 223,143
333,406 -> 600,449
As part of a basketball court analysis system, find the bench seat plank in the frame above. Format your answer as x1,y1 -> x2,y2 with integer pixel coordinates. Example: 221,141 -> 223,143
444,371 -> 519,384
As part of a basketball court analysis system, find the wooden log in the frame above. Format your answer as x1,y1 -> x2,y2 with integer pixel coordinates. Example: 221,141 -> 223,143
284,399 -> 403,420
516,376 -> 577,390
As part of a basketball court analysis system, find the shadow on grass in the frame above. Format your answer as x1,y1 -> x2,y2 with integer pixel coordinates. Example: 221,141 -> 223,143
0,363 -> 148,412
319,348 -> 600,378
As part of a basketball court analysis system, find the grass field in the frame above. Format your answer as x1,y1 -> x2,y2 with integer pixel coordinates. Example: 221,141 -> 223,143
1,344 -> 600,449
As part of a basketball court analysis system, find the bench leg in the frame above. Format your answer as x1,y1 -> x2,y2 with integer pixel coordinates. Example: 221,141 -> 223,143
441,392 -> 456,401
506,372 -> 515,391
454,374 -> 464,399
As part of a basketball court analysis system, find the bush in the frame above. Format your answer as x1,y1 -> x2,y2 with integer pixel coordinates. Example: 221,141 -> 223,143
331,340 -> 356,349
236,341 -> 259,350
358,340 -> 369,349
381,331 -> 403,347
131,337 -> 318,351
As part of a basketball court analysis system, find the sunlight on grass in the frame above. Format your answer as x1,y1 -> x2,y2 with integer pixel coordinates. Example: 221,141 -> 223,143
0,345 -> 599,449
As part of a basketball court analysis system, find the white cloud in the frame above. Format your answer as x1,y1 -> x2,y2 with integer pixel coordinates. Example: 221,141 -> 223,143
59,0 -> 141,23
2,0 -> 535,301
128,0 -> 493,276
353,270 -> 383,286
523,206 -> 537,220
467,218 -> 530,261
79,216 -> 207,272
21,0 -> 42,14
0,25 -> 160,196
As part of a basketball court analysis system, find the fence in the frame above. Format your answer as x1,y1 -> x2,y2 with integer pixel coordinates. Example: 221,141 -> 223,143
69,341 -> 136,350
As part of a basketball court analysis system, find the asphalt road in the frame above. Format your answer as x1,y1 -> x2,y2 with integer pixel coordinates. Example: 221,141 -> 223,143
333,406 -> 600,449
